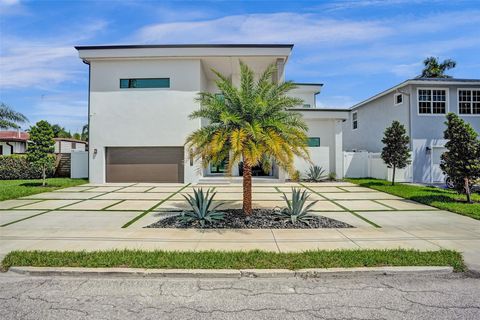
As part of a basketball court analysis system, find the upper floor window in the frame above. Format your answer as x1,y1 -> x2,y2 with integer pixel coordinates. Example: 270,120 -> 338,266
120,78 -> 170,89
458,89 -> 480,115
307,137 -> 320,147
352,111 -> 358,130
303,104 -> 311,108
394,93 -> 403,105
418,89 -> 447,114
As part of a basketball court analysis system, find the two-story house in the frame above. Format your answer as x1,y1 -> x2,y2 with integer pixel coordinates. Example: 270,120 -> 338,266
76,44 -> 348,184
343,78 -> 480,184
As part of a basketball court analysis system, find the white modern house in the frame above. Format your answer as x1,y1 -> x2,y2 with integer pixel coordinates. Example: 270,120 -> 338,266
76,44 -> 348,184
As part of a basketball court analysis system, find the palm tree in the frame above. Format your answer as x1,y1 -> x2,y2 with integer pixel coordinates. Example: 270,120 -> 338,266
0,102 -> 28,129
420,57 -> 456,78
186,62 -> 310,215
81,124 -> 88,141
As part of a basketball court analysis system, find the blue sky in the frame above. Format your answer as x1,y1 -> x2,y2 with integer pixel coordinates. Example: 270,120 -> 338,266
1,0 -> 479,132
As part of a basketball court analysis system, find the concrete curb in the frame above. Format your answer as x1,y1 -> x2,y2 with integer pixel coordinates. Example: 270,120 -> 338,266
8,266 -> 454,278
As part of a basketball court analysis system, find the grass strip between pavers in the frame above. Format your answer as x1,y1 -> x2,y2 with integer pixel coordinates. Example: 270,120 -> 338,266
121,183 -> 191,228
299,183 -> 381,228
0,249 -> 465,272
346,178 -> 480,220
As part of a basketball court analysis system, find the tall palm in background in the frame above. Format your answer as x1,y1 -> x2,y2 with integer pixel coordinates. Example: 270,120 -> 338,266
0,102 -> 28,129
420,57 -> 456,78
186,62 -> 310,215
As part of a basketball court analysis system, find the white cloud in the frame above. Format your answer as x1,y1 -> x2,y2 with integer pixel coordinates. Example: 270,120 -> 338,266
136,13 -> 392,44
0,20 -> 107,89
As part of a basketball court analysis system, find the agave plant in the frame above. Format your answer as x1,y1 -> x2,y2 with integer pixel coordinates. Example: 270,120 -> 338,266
180,188 -> 225,227
306,165 -> 326,182
276,188 -> 318,225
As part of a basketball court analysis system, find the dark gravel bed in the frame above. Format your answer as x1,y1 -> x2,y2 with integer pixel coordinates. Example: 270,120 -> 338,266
145,209 -> 353,229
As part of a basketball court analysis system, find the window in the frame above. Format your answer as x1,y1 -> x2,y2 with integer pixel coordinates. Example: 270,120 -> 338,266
352,111 -> 358,130
307,137 -> 320,147
418,89 -> 447,114
394,93 -> 403,105
303,104 -> 311,108
458,89 -> 480,115
120,78 -> 170,89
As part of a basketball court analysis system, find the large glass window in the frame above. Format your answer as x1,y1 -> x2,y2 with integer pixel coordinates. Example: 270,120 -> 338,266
418,89 -> 447,114
120,78 -> 170,89
352,111 -> 358,130
307,137 -> 320,147
459,89 -> 480,115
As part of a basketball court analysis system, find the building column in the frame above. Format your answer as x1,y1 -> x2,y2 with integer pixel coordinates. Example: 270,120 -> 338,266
334,120 -> 344,179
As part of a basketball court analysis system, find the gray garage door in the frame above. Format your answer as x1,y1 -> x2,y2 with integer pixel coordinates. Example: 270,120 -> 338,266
106,147 -> 184,183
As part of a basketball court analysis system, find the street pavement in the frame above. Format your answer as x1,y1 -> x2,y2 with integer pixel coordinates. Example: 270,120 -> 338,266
1,272 -> 480,320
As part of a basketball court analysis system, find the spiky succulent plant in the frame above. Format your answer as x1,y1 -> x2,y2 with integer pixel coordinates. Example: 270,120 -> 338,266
180,188 -> 225,227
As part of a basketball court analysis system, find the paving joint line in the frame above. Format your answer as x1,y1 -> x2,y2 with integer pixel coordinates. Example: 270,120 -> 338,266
270,229 -> 282,252
0,198 -> 85,228
300,183 -> 381,228
335,228 -> 362,248
121,183 -> 191,228
371,199 -> 398,210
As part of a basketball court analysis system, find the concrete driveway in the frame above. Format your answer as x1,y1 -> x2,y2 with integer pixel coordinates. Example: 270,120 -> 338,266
1,181 -> 479,270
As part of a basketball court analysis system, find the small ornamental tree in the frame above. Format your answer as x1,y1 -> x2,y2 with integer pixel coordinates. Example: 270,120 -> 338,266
440,113 -> 480,203
381,121 -> 411,185
27,120 -> 55,186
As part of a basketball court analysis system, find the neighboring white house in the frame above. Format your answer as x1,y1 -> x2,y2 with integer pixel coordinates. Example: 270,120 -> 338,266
342,78 -> 480,183
54,138 -> 87,154
76,44 -> 348,183
0,131 -> 28,155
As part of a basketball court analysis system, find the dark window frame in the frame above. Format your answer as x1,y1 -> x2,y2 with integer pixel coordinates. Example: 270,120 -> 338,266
119,78 -> 170,89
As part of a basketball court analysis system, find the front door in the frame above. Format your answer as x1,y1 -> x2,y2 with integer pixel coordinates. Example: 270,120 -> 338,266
210,159 -> 228,174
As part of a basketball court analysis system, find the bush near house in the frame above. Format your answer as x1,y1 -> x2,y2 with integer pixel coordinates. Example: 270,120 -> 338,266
0,154 -> 55,180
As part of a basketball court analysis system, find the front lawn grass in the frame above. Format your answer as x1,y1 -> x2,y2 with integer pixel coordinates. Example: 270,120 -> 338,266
1,249 -> 465,272
0,178 -> 88,201
346,178 -> 480,220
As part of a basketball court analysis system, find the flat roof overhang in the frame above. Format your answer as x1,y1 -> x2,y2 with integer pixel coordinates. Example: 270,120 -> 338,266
76,44 -> 294,62
289,108 -> 350,120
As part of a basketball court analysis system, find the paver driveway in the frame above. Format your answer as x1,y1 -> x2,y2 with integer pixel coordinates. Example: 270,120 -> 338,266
1,181 -> 480,270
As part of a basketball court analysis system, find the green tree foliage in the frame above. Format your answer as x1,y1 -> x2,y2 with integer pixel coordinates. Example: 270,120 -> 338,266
51,124 -> 72,138
420,57 -> 456,78
27,121 -> 55,186
440,113 -> 480,203
381,121 -> 411,185
72,133 -> 81,140
0,102 -> 28,129
186,61 -> 309,214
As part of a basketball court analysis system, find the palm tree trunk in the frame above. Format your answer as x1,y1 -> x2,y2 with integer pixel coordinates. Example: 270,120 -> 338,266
242,161 -> 253,215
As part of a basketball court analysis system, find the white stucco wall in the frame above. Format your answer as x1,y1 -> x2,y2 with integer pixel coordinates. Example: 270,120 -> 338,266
88,59 -> 204,183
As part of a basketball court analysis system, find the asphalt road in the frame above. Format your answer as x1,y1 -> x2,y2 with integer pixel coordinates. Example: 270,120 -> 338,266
1,272 -> 480,320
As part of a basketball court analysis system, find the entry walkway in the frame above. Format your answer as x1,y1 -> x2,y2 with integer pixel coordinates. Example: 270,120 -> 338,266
1,181 -> 479,271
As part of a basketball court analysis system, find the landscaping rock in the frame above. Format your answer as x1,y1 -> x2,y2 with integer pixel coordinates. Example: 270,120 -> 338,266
146,208 -> 353,229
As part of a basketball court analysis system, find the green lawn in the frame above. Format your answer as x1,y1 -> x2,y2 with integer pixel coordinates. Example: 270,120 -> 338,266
1,249 -> 465,272
346,178 -> 480,220
0,178 -> 88,201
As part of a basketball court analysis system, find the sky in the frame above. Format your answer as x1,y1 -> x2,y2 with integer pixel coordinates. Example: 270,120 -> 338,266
1,0 -> 479,133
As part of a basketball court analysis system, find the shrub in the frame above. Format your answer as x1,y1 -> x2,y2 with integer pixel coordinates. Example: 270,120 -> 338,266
0,154 -> 55,180
180,188 -> 225,227
290,170 -> 301,182
305,165 -> 326,182
328,172 -> 336,181
276,188 -> 318,225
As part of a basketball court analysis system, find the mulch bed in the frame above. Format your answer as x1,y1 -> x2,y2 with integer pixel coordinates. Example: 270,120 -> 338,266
146,208 -> 353,229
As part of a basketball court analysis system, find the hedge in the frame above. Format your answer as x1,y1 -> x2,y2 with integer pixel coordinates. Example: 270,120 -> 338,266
0,154 -> 55,180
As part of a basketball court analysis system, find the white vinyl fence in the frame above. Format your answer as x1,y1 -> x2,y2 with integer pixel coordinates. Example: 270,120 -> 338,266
71,150 -> 88,179
343,151 -> 412,182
